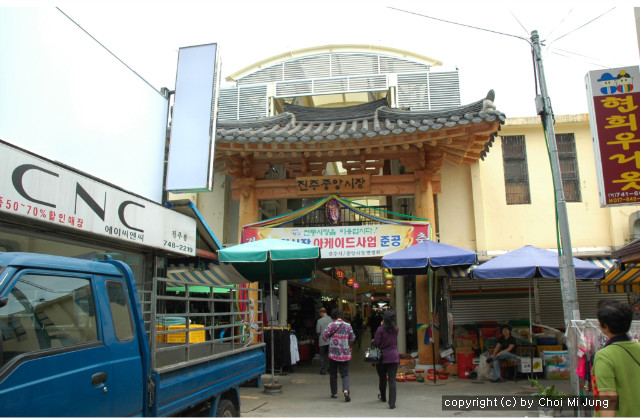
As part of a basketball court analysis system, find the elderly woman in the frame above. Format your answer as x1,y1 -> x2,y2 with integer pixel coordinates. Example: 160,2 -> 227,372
322,308 -> 356,402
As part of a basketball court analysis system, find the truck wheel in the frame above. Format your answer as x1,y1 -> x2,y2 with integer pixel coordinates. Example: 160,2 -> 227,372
215,399 -> 237,417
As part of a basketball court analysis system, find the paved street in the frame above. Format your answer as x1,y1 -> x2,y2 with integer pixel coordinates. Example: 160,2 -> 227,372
239,338 -> 573,417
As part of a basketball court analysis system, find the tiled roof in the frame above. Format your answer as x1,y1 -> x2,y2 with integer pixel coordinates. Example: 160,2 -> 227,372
216,92 -> 505,145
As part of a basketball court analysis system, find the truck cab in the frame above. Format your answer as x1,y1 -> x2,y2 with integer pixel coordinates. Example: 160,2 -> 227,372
0,252 -> 146,416
0,252 -> 265,417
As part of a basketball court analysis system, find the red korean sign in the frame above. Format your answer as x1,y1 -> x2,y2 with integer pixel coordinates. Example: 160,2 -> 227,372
335,269 -> 345,279
587,66 -> 640,206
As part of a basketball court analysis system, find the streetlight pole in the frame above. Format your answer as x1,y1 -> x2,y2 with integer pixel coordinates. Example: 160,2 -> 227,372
531,30 -> 581,399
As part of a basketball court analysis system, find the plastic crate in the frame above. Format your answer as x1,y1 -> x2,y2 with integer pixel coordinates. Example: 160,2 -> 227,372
167,324 -> 205,343
155,325 -> 166,343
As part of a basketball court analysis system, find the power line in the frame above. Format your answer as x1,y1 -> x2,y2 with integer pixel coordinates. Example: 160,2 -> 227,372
544,8 -> 574,43
508,9 -> 530,37
548,7 -> 616,46
387,6 -> 530,44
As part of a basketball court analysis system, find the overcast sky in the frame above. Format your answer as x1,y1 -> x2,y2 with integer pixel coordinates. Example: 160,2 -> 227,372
14,0 -> 640,118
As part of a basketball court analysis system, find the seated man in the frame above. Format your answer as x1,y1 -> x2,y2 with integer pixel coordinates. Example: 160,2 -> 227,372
487,324 -> 517,382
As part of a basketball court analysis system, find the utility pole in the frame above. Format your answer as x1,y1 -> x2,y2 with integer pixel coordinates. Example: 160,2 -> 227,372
531,30 -> 581,400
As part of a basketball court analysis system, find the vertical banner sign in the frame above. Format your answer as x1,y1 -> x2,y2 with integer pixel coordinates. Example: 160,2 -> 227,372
586,66 -> 640,206
166,43 -> 221,192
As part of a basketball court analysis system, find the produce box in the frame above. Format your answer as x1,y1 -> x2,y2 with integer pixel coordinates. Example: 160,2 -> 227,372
542,350 -> 568,366
516,356 -> 542,373
544,364 -> 570,380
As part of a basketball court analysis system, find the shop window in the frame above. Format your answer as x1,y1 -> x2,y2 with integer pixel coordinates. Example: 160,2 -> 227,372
502,135 -> 531,205
556,133 -> 581,202
106,280 -> 134,341
0,274 -> 98,366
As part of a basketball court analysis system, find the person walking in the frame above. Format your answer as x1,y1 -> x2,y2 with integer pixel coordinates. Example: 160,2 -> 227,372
373,309 -> 400,409
353,312 -> 364,348
592,299 -> 640,417
316,307 -> 332,375
322,308 -> 356,402
486,324 -> 517,382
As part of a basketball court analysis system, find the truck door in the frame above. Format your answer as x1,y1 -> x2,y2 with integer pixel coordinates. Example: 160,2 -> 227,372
0,270 -> 113,416
102,279 -> 144,416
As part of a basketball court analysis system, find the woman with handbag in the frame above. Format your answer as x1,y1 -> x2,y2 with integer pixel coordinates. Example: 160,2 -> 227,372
322,308 -> 356,402
373,309 -> 400,409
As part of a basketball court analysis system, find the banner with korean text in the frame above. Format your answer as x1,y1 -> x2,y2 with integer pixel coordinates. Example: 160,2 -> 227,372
586,66 -> 640,206
243,224 -> 430,258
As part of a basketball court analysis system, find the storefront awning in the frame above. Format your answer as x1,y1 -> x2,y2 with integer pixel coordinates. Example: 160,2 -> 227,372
167,262 -> 249,286
440,265 -> 472,278
597,262 -> 640,293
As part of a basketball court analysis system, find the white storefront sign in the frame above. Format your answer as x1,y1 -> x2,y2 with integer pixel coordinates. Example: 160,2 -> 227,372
0,142 -> 196,256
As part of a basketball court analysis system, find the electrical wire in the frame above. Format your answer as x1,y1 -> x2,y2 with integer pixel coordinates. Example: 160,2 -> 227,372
544,8 -> 574,45
387,6 -> 531,44
547,7 -> 616,46
508,9 -> 530,37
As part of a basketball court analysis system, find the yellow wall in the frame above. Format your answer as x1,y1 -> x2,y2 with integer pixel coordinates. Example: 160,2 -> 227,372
438,114 -> 640,256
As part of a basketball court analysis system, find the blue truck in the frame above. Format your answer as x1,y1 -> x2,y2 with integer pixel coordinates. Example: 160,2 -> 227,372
0,252 -> 265,416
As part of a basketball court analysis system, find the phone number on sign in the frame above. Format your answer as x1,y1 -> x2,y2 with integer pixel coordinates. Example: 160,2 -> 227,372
163,240 -> 193,253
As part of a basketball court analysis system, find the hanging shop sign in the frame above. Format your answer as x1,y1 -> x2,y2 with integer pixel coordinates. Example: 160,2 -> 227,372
296,174 -> 370,196
335,269 -> 345,279
353,282 -> 359,289
586,65 -> 640,206
0,142 -> 196,255
243,223 -> 430,258
347,278 -> 355,286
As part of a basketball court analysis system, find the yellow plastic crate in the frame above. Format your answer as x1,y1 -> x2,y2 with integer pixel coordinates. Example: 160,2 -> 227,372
155,325 -> 166,343
167,324 -> 205,343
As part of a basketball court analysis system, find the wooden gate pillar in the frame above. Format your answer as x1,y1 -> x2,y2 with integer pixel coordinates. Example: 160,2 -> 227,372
414,170 -> 439,366
236,178 -> 261,340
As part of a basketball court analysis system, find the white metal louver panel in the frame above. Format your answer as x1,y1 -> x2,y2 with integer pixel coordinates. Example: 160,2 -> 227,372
313,77 -> 348,94
238,85 -> 268,120
276,80 -> 313,97
349,75 -> 387,91
397,73 -> 430,110
237,63 -> 283,85
331,54 -> 379,77
284,55 -> 331,81
218,86 -> 268,121
379,56 -> 431,74
218,88 -> 239,121
428,71 -> 461,109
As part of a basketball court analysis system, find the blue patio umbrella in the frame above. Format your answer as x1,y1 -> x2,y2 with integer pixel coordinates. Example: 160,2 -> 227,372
472,245 -> 604,280
382,240 -> 477,275
382,240 -> 477,383
471,245 -> 604,380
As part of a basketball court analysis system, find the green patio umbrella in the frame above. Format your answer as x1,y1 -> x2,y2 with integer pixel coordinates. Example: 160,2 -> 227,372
219,238 -> 320,393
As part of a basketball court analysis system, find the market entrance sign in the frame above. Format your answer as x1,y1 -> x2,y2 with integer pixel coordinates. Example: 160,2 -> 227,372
243,223 -> 430,258
0,142 -> 196,255
586,65 -> 640,206
296,175 -> 370,196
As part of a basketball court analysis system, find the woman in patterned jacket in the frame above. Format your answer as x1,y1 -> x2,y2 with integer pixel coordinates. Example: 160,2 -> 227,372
322,308 -> 356,402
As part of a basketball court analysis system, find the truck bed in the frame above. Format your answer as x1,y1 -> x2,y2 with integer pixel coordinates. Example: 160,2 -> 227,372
151,343 -> 266,417
154,341 -> 263,370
